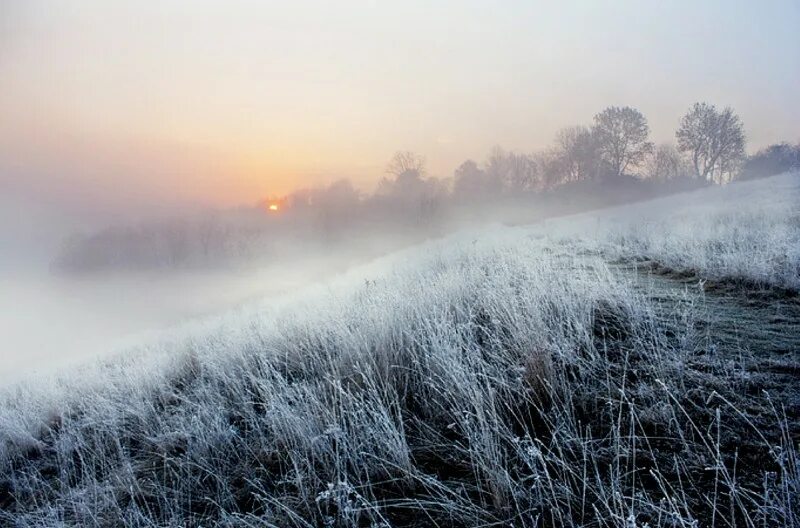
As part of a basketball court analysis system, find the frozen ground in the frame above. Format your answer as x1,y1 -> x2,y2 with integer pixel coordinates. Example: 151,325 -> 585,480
542,171 -> 800,290
0,173 -> 798,527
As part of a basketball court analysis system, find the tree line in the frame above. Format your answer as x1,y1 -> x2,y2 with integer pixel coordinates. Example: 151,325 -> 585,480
281,101 -> 796,225
401,101 -> 769,196
54,102 -> 799,272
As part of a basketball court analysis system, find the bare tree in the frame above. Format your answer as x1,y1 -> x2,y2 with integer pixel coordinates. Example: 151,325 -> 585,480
504,151 -> 539,192
484,147 -> 539,192
378,151 -> 445,223
676,102 -> 746,184
555,126 -> 602,182
593,106 -> 653,177
646,144 -> 690,182
484,146 -> 510,190
386,151 -> 426,178
533,149 -> 563,189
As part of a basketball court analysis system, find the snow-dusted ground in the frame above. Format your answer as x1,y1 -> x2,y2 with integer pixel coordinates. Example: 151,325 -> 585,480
541,171 -> 800,289
0,173 -> 797,527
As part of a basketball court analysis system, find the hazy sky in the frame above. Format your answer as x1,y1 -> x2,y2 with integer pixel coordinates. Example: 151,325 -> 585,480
1,0 -> 798,217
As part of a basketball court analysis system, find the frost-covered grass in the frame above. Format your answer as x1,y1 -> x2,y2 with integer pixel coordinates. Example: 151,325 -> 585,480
542,171 -> 800,290
1,176 -> 798,527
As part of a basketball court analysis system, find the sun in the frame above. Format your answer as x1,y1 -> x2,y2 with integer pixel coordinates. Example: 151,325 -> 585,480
261,197 -> 286,213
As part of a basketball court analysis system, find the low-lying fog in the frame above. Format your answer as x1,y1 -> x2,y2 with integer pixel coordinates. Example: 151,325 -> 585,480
1,264 -> 358,382
4,151 -> 791,383
0,195 -> 361,383
0,183 -> 703,383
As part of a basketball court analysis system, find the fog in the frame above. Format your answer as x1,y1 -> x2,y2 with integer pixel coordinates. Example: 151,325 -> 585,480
0,175 -> 704,382
0,263 -> 354,381
2,107 -> 798,383
2,2 -> 798,385
0,192 -> 361,382
3,4 -> 799,526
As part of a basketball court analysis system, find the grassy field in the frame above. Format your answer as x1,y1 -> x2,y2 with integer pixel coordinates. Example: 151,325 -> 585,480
540,171 -> 800,291
1,173 -> 798,527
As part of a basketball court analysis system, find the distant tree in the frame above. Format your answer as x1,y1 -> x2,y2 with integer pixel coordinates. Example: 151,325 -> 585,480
533,149 -> 563,189
504,151 -> 539,192
485,146 -> 511,189
314,179 -> 360,217
378,151 -> 444,223
484,147 -> 539,192
386,151 -> 426,178
555,126 -> 602,182
593,106 -> 653,177
321,179 -> 360,206
314,179 -> 361,235
287,188 -> 315,210
676,102 -> 746,184
737,142 -> 800,181
453,159 -> 493,199
645,144 -> 691,182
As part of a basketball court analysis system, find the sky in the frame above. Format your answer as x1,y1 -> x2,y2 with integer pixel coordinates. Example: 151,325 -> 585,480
1,0 -> 799,219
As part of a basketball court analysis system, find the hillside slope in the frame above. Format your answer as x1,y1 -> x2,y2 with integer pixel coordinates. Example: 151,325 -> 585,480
1,173 -> 798,527
541,170 -> 800,290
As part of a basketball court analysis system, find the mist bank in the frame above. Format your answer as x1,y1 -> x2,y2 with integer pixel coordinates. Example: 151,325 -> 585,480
0,254 -> 360,382
7,171 -> 796,383
0,188 -> 366,381
51,102 -> 800,274
52,172 -> 708,274
0,172 -> 688,381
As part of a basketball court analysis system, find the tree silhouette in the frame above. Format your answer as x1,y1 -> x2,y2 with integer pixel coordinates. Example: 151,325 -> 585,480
676,103 -> 745,184
593,106 -> 653,177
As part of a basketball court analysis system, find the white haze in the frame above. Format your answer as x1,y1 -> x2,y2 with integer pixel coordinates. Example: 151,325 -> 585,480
2,171 -> 796,382
0,194 -> 362,382
0,266 -> 348,381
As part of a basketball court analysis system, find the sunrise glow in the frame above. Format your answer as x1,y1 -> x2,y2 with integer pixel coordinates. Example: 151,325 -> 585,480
1,3 -> 799,526
2,2 -> 797,212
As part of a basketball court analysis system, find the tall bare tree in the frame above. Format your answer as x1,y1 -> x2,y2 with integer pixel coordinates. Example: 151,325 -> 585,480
676,102 -> 746,184
593,106 -> 653,176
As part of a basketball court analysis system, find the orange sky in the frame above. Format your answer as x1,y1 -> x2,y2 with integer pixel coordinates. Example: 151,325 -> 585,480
1,1 -> 799,216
